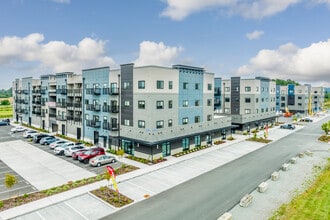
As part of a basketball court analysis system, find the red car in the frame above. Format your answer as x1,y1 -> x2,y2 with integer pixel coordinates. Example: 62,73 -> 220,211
72,149 -> 89,160
78,147 -> 105,164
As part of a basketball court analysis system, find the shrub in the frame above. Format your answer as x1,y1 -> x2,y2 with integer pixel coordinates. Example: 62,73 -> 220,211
0,201 -> 3,208
227,136 -> 235,141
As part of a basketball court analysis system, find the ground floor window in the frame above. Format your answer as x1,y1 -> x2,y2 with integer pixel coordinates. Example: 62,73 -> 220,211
182,138 -> 189,151
194,135 -> 201,147
122,140 -> 134,155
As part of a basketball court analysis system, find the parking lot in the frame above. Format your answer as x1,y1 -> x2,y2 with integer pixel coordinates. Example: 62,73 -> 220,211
0,160 -> 37,201
8,128 -> 123,175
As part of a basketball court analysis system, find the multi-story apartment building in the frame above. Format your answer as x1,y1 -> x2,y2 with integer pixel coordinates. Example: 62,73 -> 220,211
276,84 -> 325,114
13,64 -> 233,160
220,77 -> 277,132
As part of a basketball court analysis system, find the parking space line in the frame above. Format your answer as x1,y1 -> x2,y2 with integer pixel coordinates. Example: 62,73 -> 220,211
0,185 -> 36,194
36,211 -> 47,220
64,201 -> 89,220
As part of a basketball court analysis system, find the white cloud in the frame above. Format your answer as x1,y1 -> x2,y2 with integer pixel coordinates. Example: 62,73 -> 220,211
246,30 -> 264,40
0,33 -> 115,74
236,39 -> 330,84
161,0 -> 302,20
134,41 -> 183,67
52,0 -> 70,4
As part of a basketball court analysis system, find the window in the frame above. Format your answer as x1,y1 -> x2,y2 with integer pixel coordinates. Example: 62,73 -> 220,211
195,116 -> 200,123
195,100 -> 200,106
183,82 -> 189,89
224,108 -> 230,113
168,119 -> 173,127
182,138 -> 189,151
138,120 -> 145,128
123,82 -> 130,89
207,115 -> 212,121
195,83 -> 200,90
124,100 -> 130,107
183,100 -> 188,107
156,101 -> 164,109
156,120 -> 164,129
85,114 -> 89,120
298,103 -> 302,106
138,81 -> 145,89
207,99 -> 212,106
261,98 -> 264,102
208,83 -> 212,90
182,117 -> 188,124
225,87 -> 230,92
235,87 -> 239,92
168,100 -> 173,109
157,80 -> 164,89
261,108 -> 264,113
298,96 -> 302,100
245,86 -> 251,92
225,97 -> 230,102
245,109 -> 251,114
281,97 -> 285,101
168,81 -> 173,89
245,98 -> 251,103
256,86 -> 259,92
281,103 -> 285,107
124,119 -> 130,126
256,98 -> 259,103
138,100 -> 145,109
194,135 -> 201,147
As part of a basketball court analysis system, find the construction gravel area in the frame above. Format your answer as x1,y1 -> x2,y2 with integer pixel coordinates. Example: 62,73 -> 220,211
229,146 -> 330,220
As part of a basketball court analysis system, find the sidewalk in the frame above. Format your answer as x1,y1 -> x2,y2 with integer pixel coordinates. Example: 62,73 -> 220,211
0,122 -> 308,220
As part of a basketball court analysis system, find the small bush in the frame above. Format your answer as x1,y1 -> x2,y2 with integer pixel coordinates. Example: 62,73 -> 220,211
0,201 -> 3,208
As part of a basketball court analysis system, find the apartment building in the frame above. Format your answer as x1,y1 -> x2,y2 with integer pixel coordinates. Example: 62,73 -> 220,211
13,64 -> 233,160
276,84 -> 325,114
220,77 -> 277,131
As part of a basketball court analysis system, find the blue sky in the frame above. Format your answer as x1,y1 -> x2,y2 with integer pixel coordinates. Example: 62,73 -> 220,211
1,0 -> 330,89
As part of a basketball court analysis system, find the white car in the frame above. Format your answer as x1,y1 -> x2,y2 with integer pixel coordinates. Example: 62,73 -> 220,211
54,142 -> 83,155
11,126 -> 27,133
49,140 -> 68,149
64,145 -> 86,157
23,130 -> 38,138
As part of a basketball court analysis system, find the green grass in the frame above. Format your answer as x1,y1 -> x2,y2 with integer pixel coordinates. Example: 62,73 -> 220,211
325,99 -> 330,109
270,158 -> 330,220
0,105 -> 13,119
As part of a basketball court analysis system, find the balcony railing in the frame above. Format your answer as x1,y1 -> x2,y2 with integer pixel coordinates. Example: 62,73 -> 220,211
56,115 -> 67,121
56,89 -> 67,95
67,116 -> 74,121
32,100 -> 41,105
74,117 -> 82,122
86,88 -> 101,95
56,102 -> 67,108
49,113 -> 56,118
86,104 -> 101,112
102,88 -> 119,95
111,106 -> 119,113
102,122 -> 119,131
86,120 -> 101,128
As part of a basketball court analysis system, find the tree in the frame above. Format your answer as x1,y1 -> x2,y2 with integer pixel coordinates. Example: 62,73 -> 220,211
321,121 -> 330,135
274,79 -> 300,86
5,173 -> 17,197
0,99 -> 10,105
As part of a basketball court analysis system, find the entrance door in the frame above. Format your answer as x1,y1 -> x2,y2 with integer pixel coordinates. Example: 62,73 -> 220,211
162,142 -> 171,157
77,127 -> 81,140
61,124 -> 65,135
94,131 -> 99,145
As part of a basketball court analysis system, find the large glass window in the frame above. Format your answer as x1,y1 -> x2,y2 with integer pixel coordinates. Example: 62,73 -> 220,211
183,82 -> 189,89
245,86 -> 251,92
138,100 -> 145,109
157,80 -> 164,89
156,101 -> 164,109
183,100 -> 188,107
182,138 -> 189,151
123,82 -> 130,89
194,135 -> 201,147
156,120 -> 164,129
245,98 -> 251,103
138,120 -> 145,128
208,83 -> 212,90
195,116 -> 200,123
138,81 -> 145,89
195,100 -> 200,106
195,83 -> 200,90
168,81 -> 173,89
182,117 -> 188,124
168,100 -> 173,109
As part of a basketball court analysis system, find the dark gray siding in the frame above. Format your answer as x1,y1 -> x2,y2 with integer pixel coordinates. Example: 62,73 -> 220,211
231,77 -> 240,115
120,64 -> 134,126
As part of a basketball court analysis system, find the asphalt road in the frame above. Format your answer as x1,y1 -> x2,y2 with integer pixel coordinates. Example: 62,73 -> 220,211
103,116 -> 330,220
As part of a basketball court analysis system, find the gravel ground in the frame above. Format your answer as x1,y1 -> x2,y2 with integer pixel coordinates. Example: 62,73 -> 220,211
229,145 -> 330,220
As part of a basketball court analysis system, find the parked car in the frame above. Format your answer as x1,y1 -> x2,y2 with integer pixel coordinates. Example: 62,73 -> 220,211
0,121 -> 9,126
299,117 -> 313,122
10,126 -> 27,133
49,140 -> 68,149
89,155 -> 117,167
72,149 -> 89,160
280,124 -> 296,130
64,145 -> 86,157
23,130 -> 38,138
33,134 -> 51,143
53,142 -> 81,155
40,136 -> 58,145
78,147 -> 105,164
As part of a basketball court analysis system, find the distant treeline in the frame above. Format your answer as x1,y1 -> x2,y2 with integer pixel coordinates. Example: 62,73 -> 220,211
0,88 -> 12,98
273,79 -> 300,86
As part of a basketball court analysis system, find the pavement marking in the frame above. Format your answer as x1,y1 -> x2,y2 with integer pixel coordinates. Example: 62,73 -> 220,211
36,211 -> 47,220
0,185 -> 35,194
64,201 -> 89,220
126,180 -> 155,194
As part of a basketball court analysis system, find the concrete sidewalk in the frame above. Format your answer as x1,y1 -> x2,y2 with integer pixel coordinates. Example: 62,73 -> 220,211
0,120 -> 310,220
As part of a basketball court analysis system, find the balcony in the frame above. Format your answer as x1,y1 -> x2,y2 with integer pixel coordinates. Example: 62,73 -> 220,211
49,113 -> 56,118
32,110 -> 41,116
32,100 -> 41,105
40,89 -> 46,95
22,90 -> 29,94
86,104 -> 101,112
86,120 -> 101,128
48,91 -> 56,96
86,88 -> 101,95
74,89 -> 82,97
102,105 -> 111,113
74,103 -> 82,109
32,90 -> 40,94
111,106 -> 119,113
41,101 -> 46,106
56,115 -> 67,121
102,122 -> 111,130
56,89 -> 67,95
56,102 -> 67,108
67,102 -> 74,110
67,116 -> 74,121
74,117 -> 82,122
110,88 -> 119,95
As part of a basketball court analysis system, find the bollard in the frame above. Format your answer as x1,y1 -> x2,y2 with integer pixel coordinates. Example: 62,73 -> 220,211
282,163 -> 290,171
258,182 -> 268,193
217,212 -> 232,220
298,152 -> 304,158
290,157 -> 297,164
271,171 -> 279,181
239,194 -> 253,207
305,150 -> 313,157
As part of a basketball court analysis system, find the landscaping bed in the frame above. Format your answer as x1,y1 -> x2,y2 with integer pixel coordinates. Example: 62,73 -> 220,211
172,145 -> 209,157
91,186 -> 133,208
0,164 -> 138,211
318,135 -> 330,143
126,155 -> 167,164
246,136 -> 272,143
